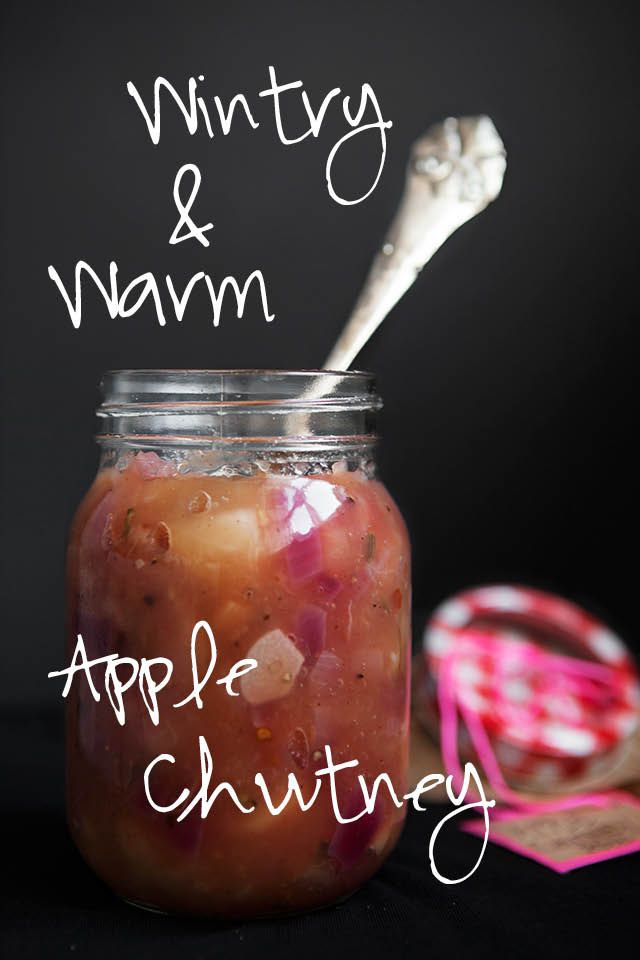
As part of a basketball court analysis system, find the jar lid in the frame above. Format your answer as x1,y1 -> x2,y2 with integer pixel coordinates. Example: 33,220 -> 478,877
421,585 -> 640,788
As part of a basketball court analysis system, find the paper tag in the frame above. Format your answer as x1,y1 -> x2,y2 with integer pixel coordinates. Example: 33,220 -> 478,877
463,791 -> 640,873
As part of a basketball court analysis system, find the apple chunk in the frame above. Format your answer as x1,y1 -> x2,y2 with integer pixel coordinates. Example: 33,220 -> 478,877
241,630 -> 304,705
170,507 -> 263,566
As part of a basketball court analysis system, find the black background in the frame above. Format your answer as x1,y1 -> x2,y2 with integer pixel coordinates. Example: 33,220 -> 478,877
1,1 -> 640,956
2,0 -> 639,702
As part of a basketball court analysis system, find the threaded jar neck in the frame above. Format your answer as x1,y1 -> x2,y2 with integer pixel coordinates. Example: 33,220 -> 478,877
96,370 -> 382,473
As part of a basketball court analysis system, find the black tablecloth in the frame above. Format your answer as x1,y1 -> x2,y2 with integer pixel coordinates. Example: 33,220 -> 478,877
3,706 -> 638,960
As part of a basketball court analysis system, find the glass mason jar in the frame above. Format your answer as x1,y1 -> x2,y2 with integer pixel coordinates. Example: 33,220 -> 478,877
66,370 -> 411,918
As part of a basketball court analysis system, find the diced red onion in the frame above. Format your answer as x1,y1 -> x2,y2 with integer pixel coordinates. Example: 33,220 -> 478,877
295,605 -> 327,661
131,451 -> 177,479
76,682 -> 122,779
76,612 -> 117,659
286,528 -> 323,583
267,478 -> 344,556
328,793 -> 384,868
315,573 -> 343,601
267,485 -> 291,516
310,651 -> 343,690
137,761 -> 204,854
167,813 -> 203,853
80,491 -> 114,555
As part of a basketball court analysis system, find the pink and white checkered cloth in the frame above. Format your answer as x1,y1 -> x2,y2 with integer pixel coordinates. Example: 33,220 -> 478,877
419,585 -> 640,794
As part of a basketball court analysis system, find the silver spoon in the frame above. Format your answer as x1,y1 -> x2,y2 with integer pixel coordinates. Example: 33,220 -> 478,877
324,114 -> 506,371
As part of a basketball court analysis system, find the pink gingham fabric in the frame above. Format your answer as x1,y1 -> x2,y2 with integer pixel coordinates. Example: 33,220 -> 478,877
420,585 -> 640,791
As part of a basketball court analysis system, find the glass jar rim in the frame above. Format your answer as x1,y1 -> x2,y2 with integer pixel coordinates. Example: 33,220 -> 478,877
104,368 -> 372,376
96,369 -> 382,453
101,368 -> 375,397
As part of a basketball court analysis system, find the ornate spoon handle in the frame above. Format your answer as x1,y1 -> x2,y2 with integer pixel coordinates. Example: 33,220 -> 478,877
324,115 -> 506,371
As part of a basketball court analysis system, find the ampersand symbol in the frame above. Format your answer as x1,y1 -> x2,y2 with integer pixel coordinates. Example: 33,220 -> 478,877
169,163 -> 213,247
